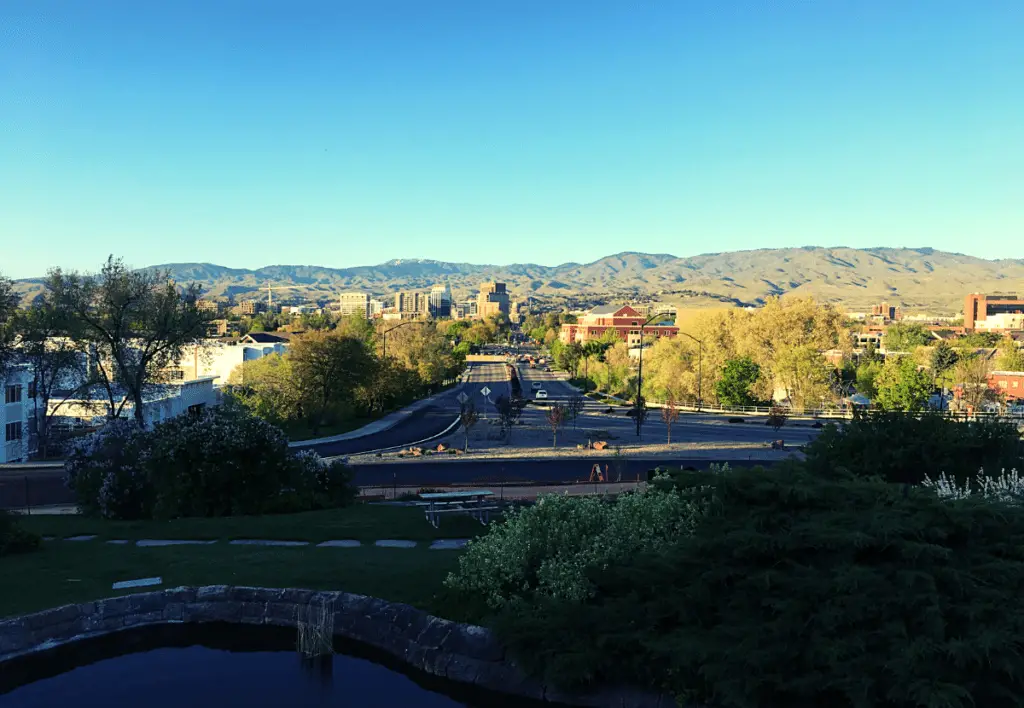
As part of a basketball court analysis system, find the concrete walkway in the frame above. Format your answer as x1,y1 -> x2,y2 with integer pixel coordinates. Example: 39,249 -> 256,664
42,535 -> 471,550
288,371 -> 469,447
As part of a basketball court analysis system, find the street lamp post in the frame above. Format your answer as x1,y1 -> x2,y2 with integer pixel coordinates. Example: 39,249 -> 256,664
677,331 -> 704,411
635,313 -> 666,439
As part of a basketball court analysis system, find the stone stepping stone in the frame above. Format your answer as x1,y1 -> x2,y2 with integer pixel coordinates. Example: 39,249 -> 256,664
316,540 -> 361,548
106,539 -> 130,545
112,576 -> 162,590
228,539 -> 309,547
429,539 -> 470,550
374,540 -> 417,549
64,535 -> 97,541
136,539 -> 218,547
42,536 -> 55,541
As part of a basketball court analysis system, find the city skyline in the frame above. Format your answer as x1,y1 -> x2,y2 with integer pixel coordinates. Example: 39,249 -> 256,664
3,1 -> 1022,279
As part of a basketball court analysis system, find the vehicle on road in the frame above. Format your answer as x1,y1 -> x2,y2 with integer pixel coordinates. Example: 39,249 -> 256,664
536,390 -> 548,399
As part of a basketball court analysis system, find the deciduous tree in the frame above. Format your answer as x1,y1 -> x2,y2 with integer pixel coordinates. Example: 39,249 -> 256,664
460,399 -> 480,452
546,402 -> 567,448
661,393 -> 679,444
875,356 -> 933,412
714,357 -> 762,407
46,257 -> 214,426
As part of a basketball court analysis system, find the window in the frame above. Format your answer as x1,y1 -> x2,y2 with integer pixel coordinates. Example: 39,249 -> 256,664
1014,381 -> 1020,388
27,381 -> 37,399
5,421 -> 22,442
1000,381 -> 1008,388
4,385 -> 21,404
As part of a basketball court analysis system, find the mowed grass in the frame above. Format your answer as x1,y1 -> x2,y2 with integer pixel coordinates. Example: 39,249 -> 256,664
16,504 -> 489,543
0,541 -> 461,619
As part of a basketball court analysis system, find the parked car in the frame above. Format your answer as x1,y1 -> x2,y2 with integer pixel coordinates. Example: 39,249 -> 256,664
536,390 -> 549,399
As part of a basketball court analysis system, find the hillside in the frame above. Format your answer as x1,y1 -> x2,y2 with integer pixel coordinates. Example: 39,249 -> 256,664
15,247 -> 1024,314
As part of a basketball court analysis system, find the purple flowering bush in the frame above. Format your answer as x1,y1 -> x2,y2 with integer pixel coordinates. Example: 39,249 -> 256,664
65,418 -> 153,519
64,402 -> 355,519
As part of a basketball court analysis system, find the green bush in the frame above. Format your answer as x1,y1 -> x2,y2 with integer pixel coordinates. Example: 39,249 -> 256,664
0,510 -> 41,556
65,404 -> 356,520
805,409 -> 1022,486
444,488 -> 706,612
481,462 -> 1024,708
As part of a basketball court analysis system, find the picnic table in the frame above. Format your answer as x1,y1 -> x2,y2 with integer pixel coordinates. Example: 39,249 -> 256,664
419,490 -> 497,528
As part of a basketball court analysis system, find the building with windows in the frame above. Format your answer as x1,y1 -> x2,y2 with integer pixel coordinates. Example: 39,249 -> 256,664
1,365 -> 31,463
988,371 -> 1024,401
395,291 -> 427,316
428,284 -> 452,318
477,282 -> 510,318
196,299 -> 220,315
559,305 -> 679,346
965,293 -> 1024,331
338,292 -> 371,319
369,299 -> 385,317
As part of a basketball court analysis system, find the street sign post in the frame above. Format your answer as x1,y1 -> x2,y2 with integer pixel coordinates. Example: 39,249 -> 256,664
457,392 -> 469,405
480,386 -> 491,397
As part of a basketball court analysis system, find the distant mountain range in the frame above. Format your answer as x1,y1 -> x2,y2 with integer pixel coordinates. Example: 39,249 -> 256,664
16,247 -> 1024,314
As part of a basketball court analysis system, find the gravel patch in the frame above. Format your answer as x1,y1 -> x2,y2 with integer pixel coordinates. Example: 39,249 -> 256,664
375,540 -> 417,549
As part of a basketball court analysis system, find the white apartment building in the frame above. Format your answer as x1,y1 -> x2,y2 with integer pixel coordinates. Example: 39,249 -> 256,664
369,299 -> 385,317
172,338 -> 289,384
52,376 -> 221,429
339,292 -> 371,318
976,312 -> 1024,332
1,365 -> 32,463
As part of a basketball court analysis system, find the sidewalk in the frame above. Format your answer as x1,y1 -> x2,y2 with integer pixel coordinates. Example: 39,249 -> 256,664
289,372 -> 468,447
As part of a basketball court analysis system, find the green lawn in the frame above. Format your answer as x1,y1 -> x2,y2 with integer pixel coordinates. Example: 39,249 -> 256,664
17,504 -> 489,543
0,542 -> 460,619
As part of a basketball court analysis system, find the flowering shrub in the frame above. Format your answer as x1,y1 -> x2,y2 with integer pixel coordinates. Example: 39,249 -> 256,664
922,468 -> 1024,503
63,404 -> 356,519
482,460 -> 1024,708
445,487 -> 706,608
65,418 -> 152,519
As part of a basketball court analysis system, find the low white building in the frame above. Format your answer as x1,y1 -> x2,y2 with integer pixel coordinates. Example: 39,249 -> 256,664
977,312 -> 1024,332
172,338 -> 289,385
50,376 -> 221,429
1,365 -> 32,463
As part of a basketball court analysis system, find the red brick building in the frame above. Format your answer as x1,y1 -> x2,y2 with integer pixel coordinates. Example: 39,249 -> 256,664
964,293 -> 1024,330
559,305 -> 679,346
988,371 -> 1024,401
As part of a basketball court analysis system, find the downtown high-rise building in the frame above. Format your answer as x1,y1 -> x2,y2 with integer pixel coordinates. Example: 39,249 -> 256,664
428,283 -> 452,318
338,292 -> 370,318
477,282 -> 510,318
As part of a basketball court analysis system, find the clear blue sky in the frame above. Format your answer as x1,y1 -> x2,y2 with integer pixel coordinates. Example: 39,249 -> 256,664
2,1 -> 1021,279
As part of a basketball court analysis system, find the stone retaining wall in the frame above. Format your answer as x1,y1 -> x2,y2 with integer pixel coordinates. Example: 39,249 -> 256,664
0,586 -> 672,708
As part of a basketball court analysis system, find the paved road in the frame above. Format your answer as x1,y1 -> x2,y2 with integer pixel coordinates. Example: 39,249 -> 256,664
517,364 -> 822,446
296,361 -> 510,456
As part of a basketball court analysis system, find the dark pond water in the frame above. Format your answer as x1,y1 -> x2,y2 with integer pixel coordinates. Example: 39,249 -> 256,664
0,623 -> 555,707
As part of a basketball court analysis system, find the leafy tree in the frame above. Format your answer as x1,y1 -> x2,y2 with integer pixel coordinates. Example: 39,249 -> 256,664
955,331 -> 1001,348
954,354 -> 998,412
555,342 -> 583,377
854,359 -> 884,399
996,338 -> 1024,371
773,344 -> 836,410
930,340 -> 959,380
0,274 -> 19,376
806,410 -> 1022,486
546,402 -> 567,447
12,296 -> 93,458
882,322 -> 932,351
289,331 -> 373,435
227,354 -> 302,425
714,357 -> 761,407
661,393 -> 679,444
875,356 -> 933,411
46,257 -> 214,426
460,399 -> 480,452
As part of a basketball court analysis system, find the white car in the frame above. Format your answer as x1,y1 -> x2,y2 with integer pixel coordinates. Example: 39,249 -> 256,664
535,390 -> 548,399
532,382 -> 542,389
